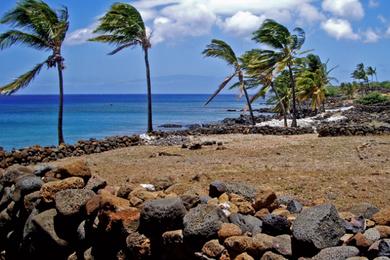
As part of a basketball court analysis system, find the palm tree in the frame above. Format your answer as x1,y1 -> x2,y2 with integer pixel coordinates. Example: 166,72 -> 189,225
89,3 -> 154,132
240,49 -> 288,127
252,19 -> 306,127
202,39 -> 256,125
352,63 -> 369,93
296,54 -> 337,113
0,0 -> 69,145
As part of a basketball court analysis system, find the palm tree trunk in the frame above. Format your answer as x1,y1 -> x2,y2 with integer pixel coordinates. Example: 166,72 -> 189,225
288,64 -> 298,127
144,47 -> 153,133
57,61 -> 65,145
241,80 -> 256,126
270,82 -> 287,127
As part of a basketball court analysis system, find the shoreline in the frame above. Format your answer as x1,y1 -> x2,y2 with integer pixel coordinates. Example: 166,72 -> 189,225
1,101 -> 389,169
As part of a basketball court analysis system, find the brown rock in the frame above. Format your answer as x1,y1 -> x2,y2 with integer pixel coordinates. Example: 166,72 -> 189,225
129,188 -> 158,201
224,236 -> 253,254
375,225 -> 390,238
218,223 -> 242,241
235,252 -> 254,260
253,189 -> 277,211
219,193 -> 229,203
54,160 -> 91,180
85,193 -> 130,215
252,233 -> 274,254
236,201 -> 255,215
272,208 -> 290,218
255,208 -> 270,219
372,208 -> 390,225
162,230 -> 183,245
40,177 -> 84,202
261,251 -> 287,260
348,232 -> 377,248
102,208 -> 140,233
126,231 -> 151,258
202,239 -> 225,258
220,250 -> 231,260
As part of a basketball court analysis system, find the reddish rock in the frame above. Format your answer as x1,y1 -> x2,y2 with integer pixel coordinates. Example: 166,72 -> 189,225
253,189 -> 277,211
235,252 -> 254,260
218,223 -> 242,241
40,177 -> 84,202
376,225 -> 390,239
85,193 -> 130,215
224,236 -> 253,254
100,208 -> 140,233
261,251 -> 287,260
373,208 -> 390,225
53,160 -> 91,180
125,231 -> 151,258
255,208 -> 270,219
202,239 -> 225,258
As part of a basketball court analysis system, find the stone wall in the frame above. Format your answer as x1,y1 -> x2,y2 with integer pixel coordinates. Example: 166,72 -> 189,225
318,124 -> 390,137
0,135 -> 142,169
0,162 -> 389,259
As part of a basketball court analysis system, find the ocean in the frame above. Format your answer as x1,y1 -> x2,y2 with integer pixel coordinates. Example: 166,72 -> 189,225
0,94 -> 267,150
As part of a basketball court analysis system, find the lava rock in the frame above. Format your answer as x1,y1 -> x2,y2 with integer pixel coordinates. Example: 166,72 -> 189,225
229,213 -> 262,235
261,214 -> 290,236
183,204 -> 227,248
40,177 -> 85,202
378,239 -> 390,257
54,189 -> 95,218
209,181 -> 227,198
84,175 -> 107,192
12,175 -> 43,202
348,203 -> 380,219
312,246 -> 360,260
292,204 -> 346,256
139,197 -> 186,235
254,188 -> 277,210
287,200 -> 303,214
1,165 -> 33,186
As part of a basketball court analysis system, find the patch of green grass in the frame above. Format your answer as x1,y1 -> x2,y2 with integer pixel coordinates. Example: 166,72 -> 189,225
356,91 -> 389,105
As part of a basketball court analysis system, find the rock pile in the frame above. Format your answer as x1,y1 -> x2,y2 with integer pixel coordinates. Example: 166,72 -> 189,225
0,135 -> 141,169
318,124 -> 390,137
1,162 -> 390,259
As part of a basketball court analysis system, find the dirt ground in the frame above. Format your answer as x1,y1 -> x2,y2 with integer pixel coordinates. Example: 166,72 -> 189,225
54,134 -> 390,210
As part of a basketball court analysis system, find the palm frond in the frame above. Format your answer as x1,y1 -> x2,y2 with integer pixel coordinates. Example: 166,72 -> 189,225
202,39 -> 238,66
252,19 -> 290,49
91,3 -> 146,46
0,61 -> 46,95
107,41 -> 138,55
205,73 -> 235,106
0,29 -> 50,50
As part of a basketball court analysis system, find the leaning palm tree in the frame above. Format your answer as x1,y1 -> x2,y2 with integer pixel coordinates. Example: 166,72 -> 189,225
0,0 -> 69,145
240,49 -> 288,127
90,3 -> 153,132
202,39 -> 256,125
252,19 -> 306,127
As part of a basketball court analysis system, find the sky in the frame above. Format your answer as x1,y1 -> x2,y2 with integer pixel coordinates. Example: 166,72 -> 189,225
0,0 -> 389,94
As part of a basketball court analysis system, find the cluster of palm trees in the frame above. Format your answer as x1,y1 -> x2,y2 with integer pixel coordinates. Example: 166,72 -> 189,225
0,0 -> 335,145
203,21 -> 336,127
351,63 -> 377,93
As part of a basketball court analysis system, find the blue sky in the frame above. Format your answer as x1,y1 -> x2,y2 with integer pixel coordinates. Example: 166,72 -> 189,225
0,0 -> 389,94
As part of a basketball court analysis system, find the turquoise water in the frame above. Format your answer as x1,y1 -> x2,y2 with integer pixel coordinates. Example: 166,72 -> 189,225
0,94 -> 266,150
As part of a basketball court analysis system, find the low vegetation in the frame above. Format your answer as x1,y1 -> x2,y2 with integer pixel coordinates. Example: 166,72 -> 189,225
356,92 -> 389,105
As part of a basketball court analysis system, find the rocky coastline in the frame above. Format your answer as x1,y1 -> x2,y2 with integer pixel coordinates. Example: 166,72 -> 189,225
0,161 -> 389,259
1,102 -> 389,170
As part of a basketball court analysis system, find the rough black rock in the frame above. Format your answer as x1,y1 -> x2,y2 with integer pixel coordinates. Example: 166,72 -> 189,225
292,204 -> 346,256
140,197 -> 187,235
261,214 -> 290,236
312,246 -> 360,260
183,204 -> 227,248
229,213 -> 262,235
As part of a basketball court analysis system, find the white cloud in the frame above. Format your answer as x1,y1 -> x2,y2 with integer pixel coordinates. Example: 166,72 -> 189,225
220,11 -> 265,36
363,28 -> 380,43
297,3 -> 325,23
321,18 -> 359,40
150,2 -> 217,44
386,26 -> 390,36
65,23 -> 98,45
322,0 -> 364,20
369,0 -> 379,8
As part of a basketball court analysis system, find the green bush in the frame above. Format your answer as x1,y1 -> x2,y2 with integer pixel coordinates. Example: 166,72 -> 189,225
356,92 -> 389,105
325,86 -> 341,97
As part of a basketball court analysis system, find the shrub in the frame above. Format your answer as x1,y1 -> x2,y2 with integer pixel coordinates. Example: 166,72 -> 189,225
325,86 -> 341,97
356,92 -> 389,105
